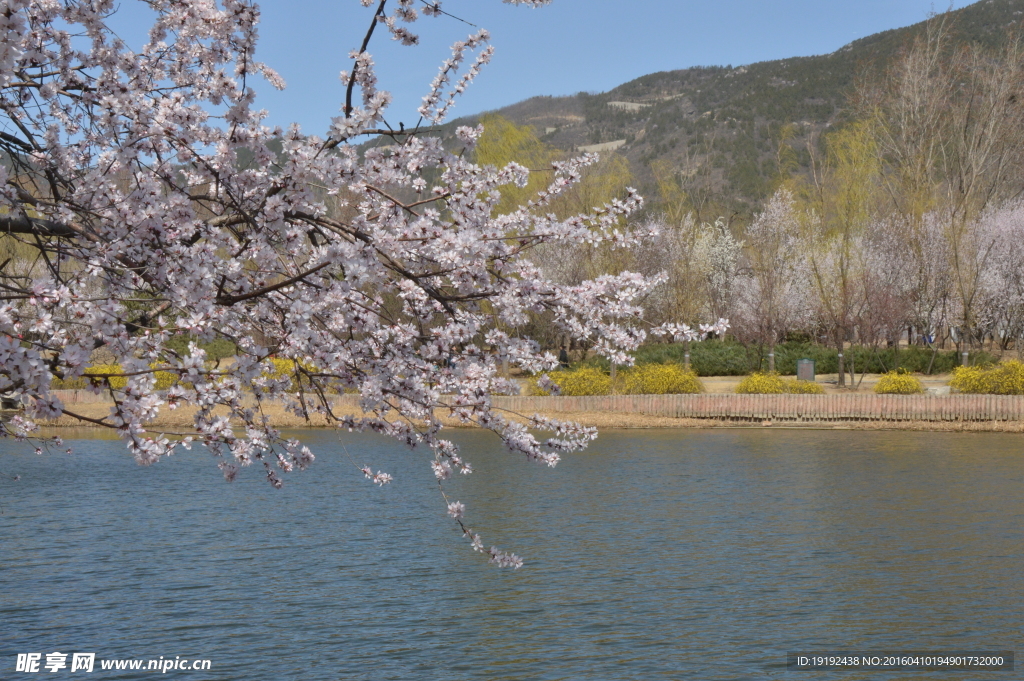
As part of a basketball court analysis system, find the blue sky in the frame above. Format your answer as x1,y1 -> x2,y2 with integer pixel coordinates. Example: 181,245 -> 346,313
116,1 -> 973,136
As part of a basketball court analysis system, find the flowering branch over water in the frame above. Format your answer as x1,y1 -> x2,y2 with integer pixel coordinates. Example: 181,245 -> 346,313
0,0 -> 665,565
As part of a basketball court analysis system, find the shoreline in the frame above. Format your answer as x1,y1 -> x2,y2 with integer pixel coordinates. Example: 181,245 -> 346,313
21,401 -> 1024,433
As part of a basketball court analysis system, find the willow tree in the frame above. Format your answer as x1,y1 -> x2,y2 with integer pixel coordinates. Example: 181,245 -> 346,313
805,121 -> 880,386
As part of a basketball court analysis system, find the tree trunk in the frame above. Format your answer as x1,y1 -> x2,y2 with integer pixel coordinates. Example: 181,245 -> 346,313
926,344 -> 939,375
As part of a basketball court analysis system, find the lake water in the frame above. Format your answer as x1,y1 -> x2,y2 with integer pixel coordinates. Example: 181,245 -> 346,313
2,428 -> 1021,679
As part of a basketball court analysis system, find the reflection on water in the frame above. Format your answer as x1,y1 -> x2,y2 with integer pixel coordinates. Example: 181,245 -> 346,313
35,426 -> 121,441
2,429 -> 1021,680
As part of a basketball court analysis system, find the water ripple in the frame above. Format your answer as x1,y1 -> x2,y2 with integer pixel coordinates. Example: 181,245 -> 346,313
2,429 -> 1021,679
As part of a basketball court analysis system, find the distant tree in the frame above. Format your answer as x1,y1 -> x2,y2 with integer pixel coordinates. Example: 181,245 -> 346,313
804,122 -> 880,386
856,217 -> 916,373
649,129 -> 719,224
856,19 -> 1024,351
692,217 -> 742,324
549,152 -> 634,222
625,213 -> 739,347
734,189 -> 808,371
473,114 -> 556,214
952,201 -> 1024,354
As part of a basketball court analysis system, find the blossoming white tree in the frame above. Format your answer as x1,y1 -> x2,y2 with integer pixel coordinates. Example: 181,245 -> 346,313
0,0 -> 672,566
732,189 -> 809,371
955,201 -> 1024,353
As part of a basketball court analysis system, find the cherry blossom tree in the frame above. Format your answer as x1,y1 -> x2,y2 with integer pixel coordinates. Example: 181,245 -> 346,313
692,216 -> 741,325
957,201 -> 1024,354
854,216 -> 915,374
626,214 -> 738,329
903,211 -> 954,362
0,0 -> 671,567
732,189 -> 809,372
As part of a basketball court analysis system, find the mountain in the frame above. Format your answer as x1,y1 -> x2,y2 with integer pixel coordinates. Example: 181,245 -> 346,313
450,0 -> 1024,217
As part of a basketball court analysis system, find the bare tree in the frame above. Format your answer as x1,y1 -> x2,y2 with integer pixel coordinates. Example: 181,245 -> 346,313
857,17 -> 1024,351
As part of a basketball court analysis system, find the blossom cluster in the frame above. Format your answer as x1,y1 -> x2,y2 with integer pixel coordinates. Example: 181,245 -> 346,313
0,0 -> 660,565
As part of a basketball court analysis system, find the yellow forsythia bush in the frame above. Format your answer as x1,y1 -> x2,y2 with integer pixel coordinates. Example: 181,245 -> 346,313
49,374 -> 90,390
152,368 -> 178,390
54,364 -> 178,390
526,367 -> 612,396
784,378 -> 825,394
63,357 -> 320,392
949,360 -> 1024,395
874,369 -> 925,394
264,357 -> 298,381
75,364 -> 124,389
736,371 -> 824,394
524,377 -> 547,396
262,357 -> 326,390
623,363 -> 704,394
735,371 -> 784,393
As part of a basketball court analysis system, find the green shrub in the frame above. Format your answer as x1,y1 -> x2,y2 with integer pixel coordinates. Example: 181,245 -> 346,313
949,361 -> 1024,395
637,341 -> 751,376
596,341 -> 997,377
164,335 -> 237,362
757,343 -> 993,376
623,363 -> 704,394
874,369 -> 925,394
835,345 -> 996,375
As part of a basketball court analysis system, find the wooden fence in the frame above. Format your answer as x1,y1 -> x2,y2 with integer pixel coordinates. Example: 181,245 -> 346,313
489,393 -> 1024,423
44,390 -> 1024,423
49,390 -> 116,404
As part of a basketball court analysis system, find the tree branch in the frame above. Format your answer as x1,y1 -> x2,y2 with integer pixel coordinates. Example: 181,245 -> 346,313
215,262 -> 332,306
345,0 -> 388,118
0,214 -> 77,238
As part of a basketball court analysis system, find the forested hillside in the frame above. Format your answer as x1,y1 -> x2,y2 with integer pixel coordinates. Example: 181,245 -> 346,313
449,0 -> 1024,218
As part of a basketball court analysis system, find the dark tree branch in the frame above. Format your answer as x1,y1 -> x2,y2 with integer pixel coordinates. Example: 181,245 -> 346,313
0,214 -> 77,238
345,0 -> 388,118
215,262 -> 332,306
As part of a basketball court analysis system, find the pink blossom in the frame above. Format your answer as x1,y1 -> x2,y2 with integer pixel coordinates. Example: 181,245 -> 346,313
0,0 -> 677,567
